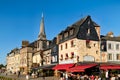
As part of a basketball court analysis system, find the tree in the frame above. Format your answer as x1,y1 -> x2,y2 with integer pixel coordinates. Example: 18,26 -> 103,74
0,64 -> 5,69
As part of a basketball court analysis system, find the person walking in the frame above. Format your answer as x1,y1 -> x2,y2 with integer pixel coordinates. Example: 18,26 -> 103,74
90,75 -> 95,80
26,73 -> 29,80
60,72 -> 63,80
17,70 -> 20,78
65,72 -> 68,80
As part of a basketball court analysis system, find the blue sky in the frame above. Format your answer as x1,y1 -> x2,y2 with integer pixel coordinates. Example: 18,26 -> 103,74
0,0 -> 120,64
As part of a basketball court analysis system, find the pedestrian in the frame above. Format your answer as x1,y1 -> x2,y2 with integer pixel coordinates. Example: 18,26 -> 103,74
60,72 -> 63,80
65,72 -> 68,80
105,70 -> 109,80
42,72 -> 45,80
76,74 -> 80,80
90,75 -> 95,80
26,73 -> 29,80
32,72 -> 35,78
17,71 -> 20,77
5,72 -> 7,76
110,74 -> 115,80
95,75 -> 101,80
68,73 -> 73,80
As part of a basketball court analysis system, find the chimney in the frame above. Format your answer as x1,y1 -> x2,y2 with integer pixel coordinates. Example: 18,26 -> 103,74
22,40 -> 29,48
107,31 -> 114,37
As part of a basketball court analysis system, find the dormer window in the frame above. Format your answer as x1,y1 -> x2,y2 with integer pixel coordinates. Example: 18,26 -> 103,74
87,28 -> 90,36
64,32 -> 68,38
88,20 -> 90,25
70,29 -> 74,36
59,35 -> 62,40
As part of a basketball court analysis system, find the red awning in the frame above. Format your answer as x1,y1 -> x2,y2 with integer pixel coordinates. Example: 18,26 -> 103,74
52,63 -> 75,70
100,65 -> 120,70
68,64 -> 97,72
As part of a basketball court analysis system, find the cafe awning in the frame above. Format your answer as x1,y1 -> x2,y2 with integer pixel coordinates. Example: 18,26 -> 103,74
68,63 -> 97,72
100,64 -> 120,70
52,63 -> 75,70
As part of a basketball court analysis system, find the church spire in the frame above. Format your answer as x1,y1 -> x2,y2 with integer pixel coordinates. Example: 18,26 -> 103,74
38,13 -> 46,40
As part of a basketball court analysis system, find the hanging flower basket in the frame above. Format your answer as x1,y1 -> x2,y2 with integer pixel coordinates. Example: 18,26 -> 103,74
86,39 -> 90,43
60,58 -> 63,61
65,57 -> 68,60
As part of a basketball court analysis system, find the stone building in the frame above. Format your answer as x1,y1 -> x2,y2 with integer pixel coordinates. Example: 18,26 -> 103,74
20,41 -> 36,74
57,15 -> 101,64
6,48 -> 20,73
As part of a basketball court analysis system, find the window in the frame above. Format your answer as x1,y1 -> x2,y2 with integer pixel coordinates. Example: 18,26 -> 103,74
52,56 -> 55,62
71,52 -> 74,59
96,50 -> 98,54
60,35 -> 62,40
87,28 -> 90,36
94,43 -> 96,47
71,40 -> 74,47
55,55 -> 57,62
65,53 -> 68,60
88,20 -> 90,25
116,44 -> 119,50
77,56 -> 79,62
70,29 -> 74,35
53,46 -> 57,52
65,43 -> 67,49
101,45 -> 104,50
61,45 -> 63,50
64,32 -> 68,38
108,54 -> 112,60
86,40 -> 91,48
108,43 -> 112,49
60,54 -> 63,60
52,56 -> 57,62
116,54 -> 120,60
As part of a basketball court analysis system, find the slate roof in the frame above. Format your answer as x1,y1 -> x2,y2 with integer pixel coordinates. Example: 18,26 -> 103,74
58,15 -> 100,43
64,15 -> 98,33
58,16 -> 88,35
101,36 -> 120,42
27,41 -> 37,48
7,48 -> 20,56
